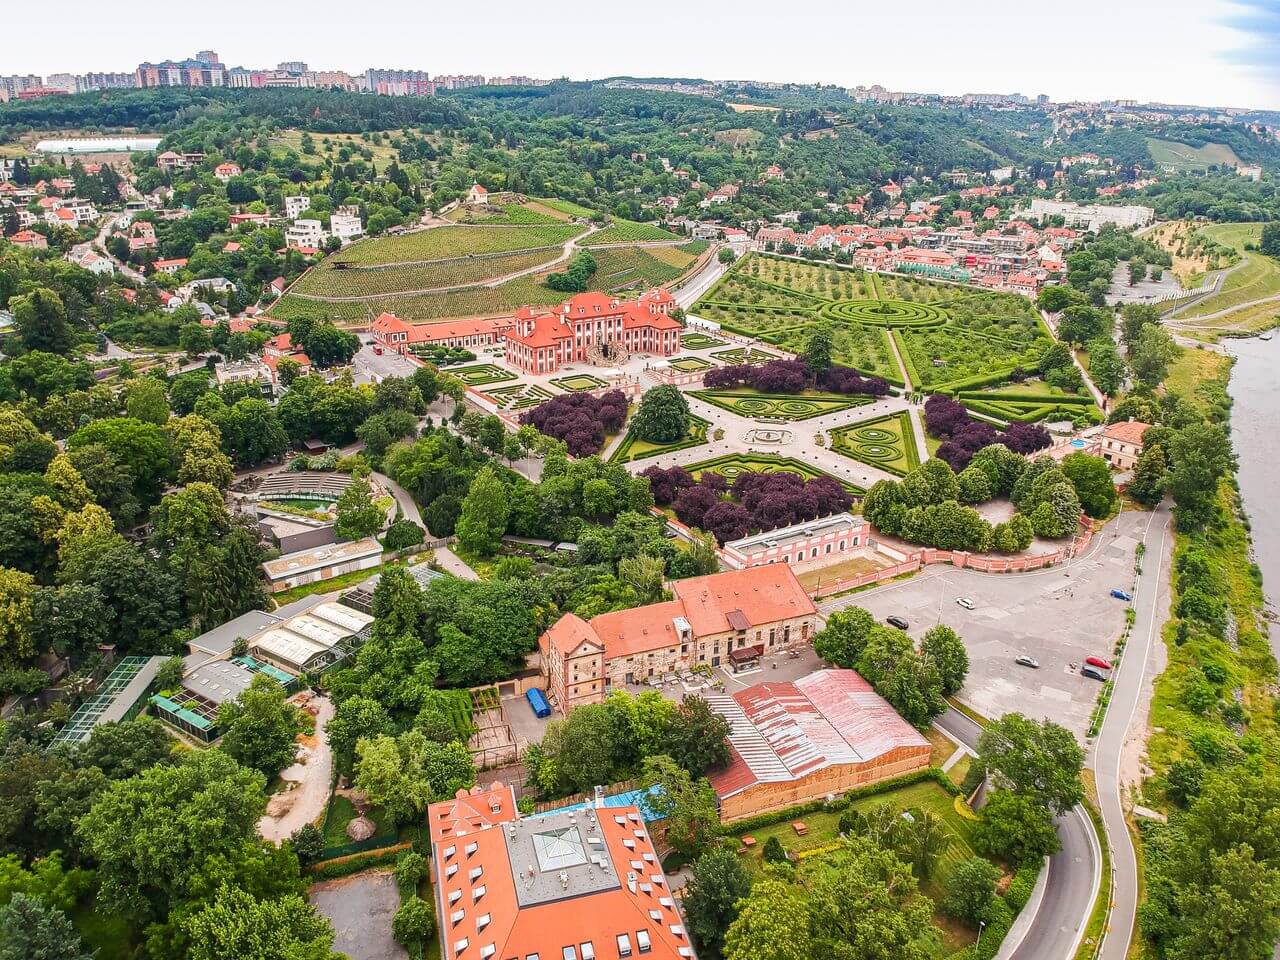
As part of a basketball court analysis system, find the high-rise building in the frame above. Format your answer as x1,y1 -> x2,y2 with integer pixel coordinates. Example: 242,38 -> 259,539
0,75 -> 44,101
195,51 -> 221,65
277,61 -> 308,74
136,56 -> 227,88
46,73 -> 79,94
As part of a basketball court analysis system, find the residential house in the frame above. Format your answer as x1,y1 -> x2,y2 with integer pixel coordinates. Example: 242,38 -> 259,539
214,162 -> 242,181
284,195 -> 311,219
1101,419 -> 1151,471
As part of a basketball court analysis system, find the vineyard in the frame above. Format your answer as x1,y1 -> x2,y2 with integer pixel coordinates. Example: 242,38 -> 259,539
288,248 -> 565,298
331,223 -> 584,266
586,245 -> 700,292
446,202 -> 566,225
581,220 -> 683,246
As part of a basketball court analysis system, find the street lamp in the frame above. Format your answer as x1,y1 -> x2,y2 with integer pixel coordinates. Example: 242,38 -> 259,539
976,920 -> 986,948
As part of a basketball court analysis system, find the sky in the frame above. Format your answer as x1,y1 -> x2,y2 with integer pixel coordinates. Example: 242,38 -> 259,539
7,0 -> 1279,111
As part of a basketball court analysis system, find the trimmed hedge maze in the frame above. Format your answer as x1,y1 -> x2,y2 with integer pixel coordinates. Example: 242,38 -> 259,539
549,373 -> 608,392
483,383 -> 555,410
668,356 -> 712,372
692,390 -> 873,421
682,452 -> 863,495
610,415 -> 711,463
829,412 -> 921,477
955,390 -> 1104,425
450,363 -> 517,386
819,299 -> 946,330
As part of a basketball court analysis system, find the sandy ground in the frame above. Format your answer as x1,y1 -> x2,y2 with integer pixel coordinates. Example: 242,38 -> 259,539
259,694 -> 334,843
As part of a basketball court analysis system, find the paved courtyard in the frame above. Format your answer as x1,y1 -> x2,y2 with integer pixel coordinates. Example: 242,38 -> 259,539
309,870 -> 406,960
820,510 -> 1150,737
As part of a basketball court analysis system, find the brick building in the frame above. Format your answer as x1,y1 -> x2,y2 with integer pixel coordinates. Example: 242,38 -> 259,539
538,566 -> 818,713
427,783 -> 695,960
705,669 -> 931,821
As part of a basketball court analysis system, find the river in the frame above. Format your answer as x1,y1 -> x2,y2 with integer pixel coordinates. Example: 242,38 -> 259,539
1227,336 -> 1280,647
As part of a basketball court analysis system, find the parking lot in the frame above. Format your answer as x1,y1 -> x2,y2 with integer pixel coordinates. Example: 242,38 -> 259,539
821,511 -> 1150,737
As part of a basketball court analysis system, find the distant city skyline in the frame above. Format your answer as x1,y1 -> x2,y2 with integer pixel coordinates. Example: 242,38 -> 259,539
4,0 -> 1278,111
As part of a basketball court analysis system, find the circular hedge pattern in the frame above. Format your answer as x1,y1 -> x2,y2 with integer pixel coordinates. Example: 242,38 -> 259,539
832,423 -> 906,466
819,299 -> 946,329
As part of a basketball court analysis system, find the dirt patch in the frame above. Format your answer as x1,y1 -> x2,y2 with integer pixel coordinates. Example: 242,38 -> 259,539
309,870 -> 406,960
259,693 -> 334,843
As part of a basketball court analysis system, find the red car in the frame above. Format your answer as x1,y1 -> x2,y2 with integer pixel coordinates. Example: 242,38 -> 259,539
1086,656 -> 1112,671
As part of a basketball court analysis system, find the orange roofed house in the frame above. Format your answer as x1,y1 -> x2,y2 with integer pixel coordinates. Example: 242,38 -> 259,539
703,669 -> 931,821
1100,419 -> 1151,471
539,566 -> 818,714
372,289 -> 682,375
428,782 -> 696,960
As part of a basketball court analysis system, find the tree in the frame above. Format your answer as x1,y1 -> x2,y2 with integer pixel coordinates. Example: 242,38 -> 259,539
326,696 -> 392,778
1087,338 -> 1127,396
1128,445 -> 1168,507
455,465 -> 509,557
805,838 -> 934,960
0,567 -> 36,663
538,704 -> 618,795
77,749 -> 267,917
217,675 -> 301,779
1167,423 -> 1235,531
1129,326 -> 1178,388
124,378 -> 170,426
683,845 -> 753,960
182,885 -> 339,960
942,856 -> 1002,926
0,894 -> 90,960
1061,452 -> 1119,518
723,878 -> 812,960
1058,305 -> 1106,345
392,896 -> 435,948
1261,222 -> 1280,258
383,519 -> 425,551
334,475 -> 384,541
661,695 -> 731,777
1129,258 -> 1147,285
11,288 -> 72,355
631,385 -> 691,444
179,323 -> 212,359
718,247 -> 737,264
641,754 -> 720,859
289,823 -> 324,866
803,323 -> 834,372
67,417 -> 173,505
973,789 -> 1060,863
813,606 -> 876,667
977,713 -> 1083,813
353,732 -> 475,825
921,624 -> 969,696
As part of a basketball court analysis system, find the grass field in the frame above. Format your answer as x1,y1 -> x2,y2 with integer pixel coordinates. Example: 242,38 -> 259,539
829,412 -> 921,476
270,128 -> 409,166
535,197 -> 598,219
581,220 -> 683,246
1176,223 -> 1280,324
1145,137 -> 1241,172
449,363 -> 517,386
332,224 -> 583,266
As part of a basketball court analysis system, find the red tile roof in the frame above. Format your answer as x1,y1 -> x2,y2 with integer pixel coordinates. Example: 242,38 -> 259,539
1103,420 -> 1151,445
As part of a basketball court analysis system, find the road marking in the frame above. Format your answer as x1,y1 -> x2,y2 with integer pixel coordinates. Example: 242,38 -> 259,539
1062,803 -> 1104,960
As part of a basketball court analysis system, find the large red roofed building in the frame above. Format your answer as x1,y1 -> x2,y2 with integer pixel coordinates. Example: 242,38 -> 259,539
372,313 -> 515,354
427,783 -> 695,960
703,669 -> 931,821
505,289 -> 680,374
538,565 -> 817,714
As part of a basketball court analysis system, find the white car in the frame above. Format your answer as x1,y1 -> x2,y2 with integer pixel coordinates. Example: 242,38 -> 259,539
956,597 -> 975,610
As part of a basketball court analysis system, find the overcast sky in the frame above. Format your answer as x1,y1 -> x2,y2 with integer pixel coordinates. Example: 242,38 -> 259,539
7,0 -> 1279,111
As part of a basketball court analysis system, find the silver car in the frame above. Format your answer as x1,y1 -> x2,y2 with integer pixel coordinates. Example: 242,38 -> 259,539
1015,655 -> 1040,669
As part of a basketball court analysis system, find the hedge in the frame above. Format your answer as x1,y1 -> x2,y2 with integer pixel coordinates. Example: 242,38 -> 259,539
954,390 -> 1094,406
306,845 -> 406,879
722,767 -> 960,837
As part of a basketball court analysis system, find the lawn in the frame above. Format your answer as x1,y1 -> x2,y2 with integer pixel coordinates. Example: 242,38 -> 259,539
483,383 -> 555,410
710,346 -> 779,365
331,224 -> 584,266
793,555 -> 887,591
1145,137 -> 1241,172
1178,223 -> 1280,321
610,415 -> 710,463
549,373 -> 609,392
322,794 -> 396,849
829,412 -> 922,476
270,128 -> 407,166
449,363 -> 517,386
682,452 -> 863,494
679,332 -> 728,350
731,780 -> 977,888
668,356 -> 712,372
581,220 -> 683,245
692,389 -> 874,421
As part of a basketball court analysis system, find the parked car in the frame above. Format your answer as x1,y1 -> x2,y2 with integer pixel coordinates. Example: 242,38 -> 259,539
886,616 -> 909,630
1015,655 -> 1040,669
956,597 -> 975,610
1110,589 -> 1133,602
1081,664 -> 1109,681
1086,656 -> 1113,670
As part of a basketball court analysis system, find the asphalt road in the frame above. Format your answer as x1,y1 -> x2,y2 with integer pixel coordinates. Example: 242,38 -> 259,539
1094,502 -> 1174,960
937,708 -> 1101,960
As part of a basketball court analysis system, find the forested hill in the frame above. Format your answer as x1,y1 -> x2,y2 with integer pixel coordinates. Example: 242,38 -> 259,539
1059,120 -> 1280,171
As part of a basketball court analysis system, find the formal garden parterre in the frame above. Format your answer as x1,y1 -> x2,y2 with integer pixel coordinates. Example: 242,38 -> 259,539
692,389 -> 874,421
610,414 -> 711,463
483,382 -> 556,410
548,373 -> 609,392
449,363 -> 517,386
829,412 -> 922,477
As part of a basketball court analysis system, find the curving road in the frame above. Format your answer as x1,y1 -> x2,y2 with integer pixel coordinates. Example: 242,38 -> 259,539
936,707 -> 1102,960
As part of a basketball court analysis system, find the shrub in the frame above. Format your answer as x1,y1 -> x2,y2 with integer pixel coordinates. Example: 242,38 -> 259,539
520,390 -> 627,457
942,856 -> 1002,926
384,519 -> 426,551
289,823 -> 325,865
761,836 -> 788,864
392,895 -> 436,946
